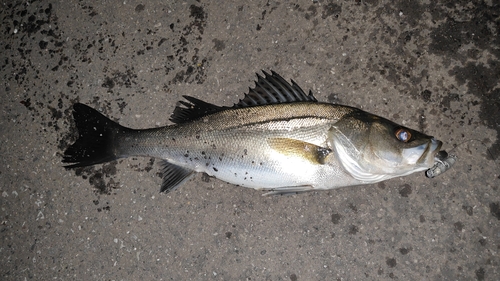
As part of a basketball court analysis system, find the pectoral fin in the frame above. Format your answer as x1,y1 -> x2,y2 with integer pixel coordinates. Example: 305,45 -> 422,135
267,138 -> 331,164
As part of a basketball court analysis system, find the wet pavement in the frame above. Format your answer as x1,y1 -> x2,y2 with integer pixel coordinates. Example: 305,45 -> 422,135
1,0 -> 499,280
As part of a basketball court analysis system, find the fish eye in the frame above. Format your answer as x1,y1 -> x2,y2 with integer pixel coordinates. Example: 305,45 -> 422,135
395,128 -> 411,142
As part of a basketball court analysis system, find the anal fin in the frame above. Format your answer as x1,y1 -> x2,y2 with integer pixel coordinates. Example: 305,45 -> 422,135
267,138 -> 331,164
159,160 -> 194,193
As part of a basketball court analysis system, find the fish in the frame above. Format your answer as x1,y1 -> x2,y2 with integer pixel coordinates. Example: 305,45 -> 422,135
63,71 -> 447,195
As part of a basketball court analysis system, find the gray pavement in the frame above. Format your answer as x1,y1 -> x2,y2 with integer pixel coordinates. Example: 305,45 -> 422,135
1,0 -> 499,280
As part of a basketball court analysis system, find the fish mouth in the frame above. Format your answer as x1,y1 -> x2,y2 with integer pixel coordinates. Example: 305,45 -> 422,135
402,138 -> 442,167
418,138 -> 443,167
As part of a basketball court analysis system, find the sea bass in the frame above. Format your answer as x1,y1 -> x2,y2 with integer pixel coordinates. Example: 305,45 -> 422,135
63,71 -> 447,195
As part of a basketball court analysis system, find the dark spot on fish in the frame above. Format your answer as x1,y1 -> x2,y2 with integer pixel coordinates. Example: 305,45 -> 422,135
172,138 -> 176,142
213,167 -> 218,172
195,135 -> 200,139
386,257 -> 397,268
219,156 -> 222,161
225,232 -> 232,239
184,154 -> 189,157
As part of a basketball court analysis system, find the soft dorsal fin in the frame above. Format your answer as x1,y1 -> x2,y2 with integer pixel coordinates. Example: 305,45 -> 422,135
234,71 -> 317,107
170,96 -> 226,124
170,71 -> 317,124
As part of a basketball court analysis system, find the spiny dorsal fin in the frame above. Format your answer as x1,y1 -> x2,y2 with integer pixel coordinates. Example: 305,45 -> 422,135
170,71 -> 317,124
234,71 -> 317,107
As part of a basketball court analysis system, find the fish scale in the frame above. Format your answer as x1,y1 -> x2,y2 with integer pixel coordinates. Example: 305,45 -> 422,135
116,114 -> 337,189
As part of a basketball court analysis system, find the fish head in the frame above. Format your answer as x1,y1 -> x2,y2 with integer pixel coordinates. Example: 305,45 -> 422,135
329,109 -> 443,182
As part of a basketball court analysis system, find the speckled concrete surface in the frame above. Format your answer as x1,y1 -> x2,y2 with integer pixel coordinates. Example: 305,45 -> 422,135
1,0 -> 499,280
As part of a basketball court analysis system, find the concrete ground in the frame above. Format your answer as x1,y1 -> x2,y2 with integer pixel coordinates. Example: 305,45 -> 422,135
1,0 -> 499,280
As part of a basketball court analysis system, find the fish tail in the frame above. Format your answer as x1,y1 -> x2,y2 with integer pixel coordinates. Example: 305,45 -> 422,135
63,103 -> 128,168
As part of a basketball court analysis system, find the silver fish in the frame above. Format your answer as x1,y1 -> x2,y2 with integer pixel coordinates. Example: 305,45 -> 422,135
63,71 -> 447,195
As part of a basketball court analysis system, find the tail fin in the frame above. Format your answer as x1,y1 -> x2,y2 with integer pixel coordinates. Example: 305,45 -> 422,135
63,103 -> 128,168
